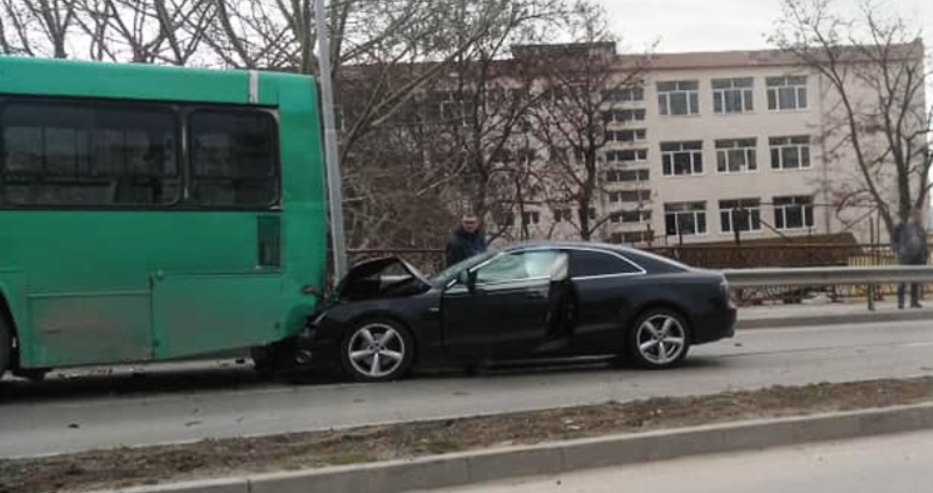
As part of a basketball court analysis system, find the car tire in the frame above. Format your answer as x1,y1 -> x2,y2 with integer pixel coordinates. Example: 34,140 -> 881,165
0,315 -> 11,380
627,308 -> 690,369
340,319 -> 415,383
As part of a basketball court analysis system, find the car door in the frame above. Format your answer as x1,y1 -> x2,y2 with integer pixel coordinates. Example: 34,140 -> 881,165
567,249 -> 646,354
442,248 -> 566,362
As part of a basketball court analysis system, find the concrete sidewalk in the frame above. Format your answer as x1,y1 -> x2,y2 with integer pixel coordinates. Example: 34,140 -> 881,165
737,300 -> 933,329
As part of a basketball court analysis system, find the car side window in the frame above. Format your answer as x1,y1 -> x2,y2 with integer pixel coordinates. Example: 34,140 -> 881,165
474,250 -> 561,285
570,250 -> 642,278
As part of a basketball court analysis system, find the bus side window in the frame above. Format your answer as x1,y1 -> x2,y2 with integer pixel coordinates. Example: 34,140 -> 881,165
0,101 -> 179,207
189,111 -> 278,209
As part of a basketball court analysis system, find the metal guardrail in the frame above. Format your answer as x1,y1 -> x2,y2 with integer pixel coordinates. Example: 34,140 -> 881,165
722,265 -> 933,287
723,265 -> 933,311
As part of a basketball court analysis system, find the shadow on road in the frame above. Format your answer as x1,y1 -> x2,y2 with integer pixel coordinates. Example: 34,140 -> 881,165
1,356 -> 725,405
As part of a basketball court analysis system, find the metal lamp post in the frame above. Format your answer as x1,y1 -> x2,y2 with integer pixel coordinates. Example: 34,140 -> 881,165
314,0 -> 348,279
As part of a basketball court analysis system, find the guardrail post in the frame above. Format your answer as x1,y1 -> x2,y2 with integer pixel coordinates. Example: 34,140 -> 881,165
867,283 -> 876,311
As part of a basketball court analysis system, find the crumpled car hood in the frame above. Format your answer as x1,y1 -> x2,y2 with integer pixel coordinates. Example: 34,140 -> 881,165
335,257 -> 432,302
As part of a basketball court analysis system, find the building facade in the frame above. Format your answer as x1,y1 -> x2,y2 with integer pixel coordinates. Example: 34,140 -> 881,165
502,45 -> 926,246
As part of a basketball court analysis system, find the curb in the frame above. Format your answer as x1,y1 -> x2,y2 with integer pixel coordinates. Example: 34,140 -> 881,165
90,402 -> 933,493
737,308 -> 933,330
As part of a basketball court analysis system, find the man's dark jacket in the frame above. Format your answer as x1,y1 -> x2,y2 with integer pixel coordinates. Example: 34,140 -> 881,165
445,227 -> 487,267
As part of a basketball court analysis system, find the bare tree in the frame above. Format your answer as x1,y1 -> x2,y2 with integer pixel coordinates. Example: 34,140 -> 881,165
771,0 -> 931,239
524,1 -> 649,241
1,0 -> 77,57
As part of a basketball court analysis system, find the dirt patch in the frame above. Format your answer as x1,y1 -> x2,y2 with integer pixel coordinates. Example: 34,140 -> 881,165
3,377 -> 933,493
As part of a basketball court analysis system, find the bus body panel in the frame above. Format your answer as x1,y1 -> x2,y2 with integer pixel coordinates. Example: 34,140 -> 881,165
0,58 -> 327,370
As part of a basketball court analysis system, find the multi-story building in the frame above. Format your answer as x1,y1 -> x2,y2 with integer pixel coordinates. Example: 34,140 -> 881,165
504,43 -> 926,246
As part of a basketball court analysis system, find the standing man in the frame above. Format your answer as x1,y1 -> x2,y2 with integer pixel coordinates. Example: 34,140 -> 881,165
893,207 -> 929,309
446,212 -> 487,267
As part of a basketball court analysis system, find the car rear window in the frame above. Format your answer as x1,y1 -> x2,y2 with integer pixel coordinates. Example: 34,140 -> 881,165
569,250 -> 642,278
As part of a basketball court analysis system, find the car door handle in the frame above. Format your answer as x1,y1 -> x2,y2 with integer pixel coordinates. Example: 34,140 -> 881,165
527,292 -> 546,300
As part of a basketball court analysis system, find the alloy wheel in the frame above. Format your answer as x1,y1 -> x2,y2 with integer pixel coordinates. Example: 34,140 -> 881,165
635,314 -> 687,365
346,323 -> 407,379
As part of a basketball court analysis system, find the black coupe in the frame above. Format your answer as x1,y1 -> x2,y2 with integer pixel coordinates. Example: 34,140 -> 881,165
308,242 -> 736,382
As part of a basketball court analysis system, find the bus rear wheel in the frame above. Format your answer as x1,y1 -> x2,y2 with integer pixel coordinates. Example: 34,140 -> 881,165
0,316 -> 11,380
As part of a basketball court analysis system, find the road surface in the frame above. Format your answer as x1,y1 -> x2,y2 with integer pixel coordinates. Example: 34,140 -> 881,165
427,430 -> 933,493
1,320 -> 933,458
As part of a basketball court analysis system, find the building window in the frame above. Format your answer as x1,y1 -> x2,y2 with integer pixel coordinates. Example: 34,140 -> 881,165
522,211 -> 540,225
623,231 -> 651,244
769,136 -> 811,170
620,210 -> 652,223
1,101 -> 181,207
773,196 -> 814,230
609,190 -> 651,204
609,129 -> 647,142
606,149 -> 648,163
553,208 -> 571,222
657,80 -> 700,116
607,87 -> 645,102
716,138 -> 757,173
606,169 -> 650,183
588,207 -> 597,220
661,141 -> 703,176
712,77 -> 754,114
766,76 -> 808,111
719,198 -> 762,233
608,109 -> 647,123
664,201 -> 707,236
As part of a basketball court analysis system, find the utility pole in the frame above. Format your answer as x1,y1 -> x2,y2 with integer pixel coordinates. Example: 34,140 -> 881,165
314,0 -> 347,279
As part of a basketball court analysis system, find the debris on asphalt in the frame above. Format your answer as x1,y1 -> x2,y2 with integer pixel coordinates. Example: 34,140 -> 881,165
3,377 -> 933,493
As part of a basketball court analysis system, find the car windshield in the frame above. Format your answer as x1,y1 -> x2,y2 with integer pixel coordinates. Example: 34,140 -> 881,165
430,250 -> 499,286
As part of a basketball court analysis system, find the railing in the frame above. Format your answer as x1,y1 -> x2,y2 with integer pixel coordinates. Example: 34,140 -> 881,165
723,265 -> 933,310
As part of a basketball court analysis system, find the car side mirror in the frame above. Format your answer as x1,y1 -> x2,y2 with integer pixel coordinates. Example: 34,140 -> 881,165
460,270 -> 478,293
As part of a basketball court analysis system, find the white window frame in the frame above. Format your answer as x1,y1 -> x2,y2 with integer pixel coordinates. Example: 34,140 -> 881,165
767,76 -> 808,111
608,87 -> 645,102
712,78 -> 754,114
609,190 -> 651,204
609,129 -> 647,143
773,196 -> 815,231
606,169 -> 650,183
620,209 -> 652,224
719,198 -> 762,234
609,109 -> 647,123
716,138 -> 758,174
521,210 -> 540,225
657,80 -> 700,116
769,136 -> 811,170
607,149 -> 648,164
664,201 -> 708,237
661,141 -> 704,176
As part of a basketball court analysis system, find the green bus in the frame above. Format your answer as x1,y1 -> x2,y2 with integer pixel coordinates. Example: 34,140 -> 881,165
0,57 -> 328,381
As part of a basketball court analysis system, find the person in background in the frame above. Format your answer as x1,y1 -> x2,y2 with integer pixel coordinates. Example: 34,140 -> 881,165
893,207 -> 929,309
446,212 -> 487,267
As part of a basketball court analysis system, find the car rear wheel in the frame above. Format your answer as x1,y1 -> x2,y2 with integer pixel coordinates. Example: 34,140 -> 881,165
0,315 -> 11,380
341,319 -> 414,383
627,309 -> 690,369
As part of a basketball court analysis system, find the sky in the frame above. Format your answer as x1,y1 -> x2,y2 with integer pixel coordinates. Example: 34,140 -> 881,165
595,0 -> 932,53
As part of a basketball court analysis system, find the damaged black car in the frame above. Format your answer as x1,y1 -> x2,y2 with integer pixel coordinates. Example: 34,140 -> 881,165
307,242 -> 736,382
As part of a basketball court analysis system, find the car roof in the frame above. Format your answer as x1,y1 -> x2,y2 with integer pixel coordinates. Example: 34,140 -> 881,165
503,241 -> 637,255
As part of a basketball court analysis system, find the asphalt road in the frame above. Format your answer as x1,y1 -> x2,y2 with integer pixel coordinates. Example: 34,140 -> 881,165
2,320 -> 933,458
430,430 -> 933,493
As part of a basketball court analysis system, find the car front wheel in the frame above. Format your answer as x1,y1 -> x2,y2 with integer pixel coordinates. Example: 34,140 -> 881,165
341,319 -> 414,382
627,309 -> 690,369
